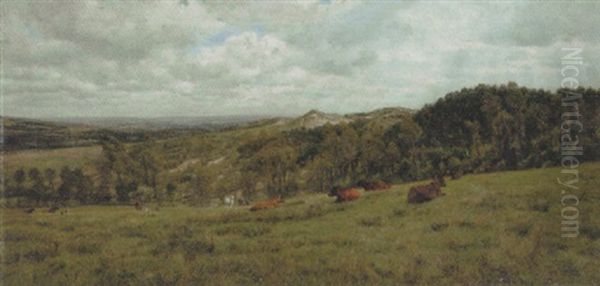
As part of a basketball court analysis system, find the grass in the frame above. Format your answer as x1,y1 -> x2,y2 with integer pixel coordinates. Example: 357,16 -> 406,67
2,163 -> 600,285
4,146 -> 102,174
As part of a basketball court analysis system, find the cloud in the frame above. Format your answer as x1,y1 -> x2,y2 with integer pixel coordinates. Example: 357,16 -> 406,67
2,1 -> 599,117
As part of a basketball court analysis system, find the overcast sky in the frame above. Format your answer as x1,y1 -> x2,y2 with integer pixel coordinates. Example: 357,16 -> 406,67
2,1 -> 599,118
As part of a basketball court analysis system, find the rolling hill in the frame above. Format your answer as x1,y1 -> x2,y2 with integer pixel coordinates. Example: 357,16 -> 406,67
3,163 -> 599,285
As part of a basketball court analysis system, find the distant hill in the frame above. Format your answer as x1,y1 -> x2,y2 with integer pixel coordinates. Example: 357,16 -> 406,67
271,107 -> 415,130
2,107 -> 418,151
38,115 -> 275,131
1,116 -> 211,151
283,109 -> 351,129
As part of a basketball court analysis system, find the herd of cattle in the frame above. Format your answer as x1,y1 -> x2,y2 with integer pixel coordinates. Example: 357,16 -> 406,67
247,178 -> 445,212
23,179 -> 446,214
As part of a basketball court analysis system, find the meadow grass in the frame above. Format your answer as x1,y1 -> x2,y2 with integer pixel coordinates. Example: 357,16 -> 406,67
2,163 -> 599,285
4,146 -> 101,174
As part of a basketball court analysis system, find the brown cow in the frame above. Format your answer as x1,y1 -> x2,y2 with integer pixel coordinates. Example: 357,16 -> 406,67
250,196 -> 284,211
48,206 -> 60,213
407,181 -> 444,204
24,208 -> 35,214
134,201 -> 143,211
359,180 -> 391,191
329,187 -> 361,203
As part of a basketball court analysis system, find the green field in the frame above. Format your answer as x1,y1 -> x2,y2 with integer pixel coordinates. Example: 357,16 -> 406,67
3,146 -> 102,174
2,163 -> 599,285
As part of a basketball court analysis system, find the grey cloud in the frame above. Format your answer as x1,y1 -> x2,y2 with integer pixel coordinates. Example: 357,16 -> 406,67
2,1 -> 599,118
483,2 -> 600,47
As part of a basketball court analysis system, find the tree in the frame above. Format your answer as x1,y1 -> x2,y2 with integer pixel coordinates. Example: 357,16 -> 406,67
447,156 -> 463,179
71,168 -> 94,203
166,182 -> 177,201
13,168 -> 26,196
28,168 -> 45,202
58,167 -> 73,201
116,180 -> 137,203
44,168 -> 57,201
307,153 -> 336,193
256,141 -> 299,197
130,145 -> 159,189
491,111 -> 521,168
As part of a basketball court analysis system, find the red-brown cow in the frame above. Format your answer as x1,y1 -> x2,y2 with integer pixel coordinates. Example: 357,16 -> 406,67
250,196 -> 284,211
407,181 -> 444,204
329,187 -> 361,203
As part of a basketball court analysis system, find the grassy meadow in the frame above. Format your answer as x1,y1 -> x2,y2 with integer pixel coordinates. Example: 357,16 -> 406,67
2,163 -> 599,285
3,146 -> 102,175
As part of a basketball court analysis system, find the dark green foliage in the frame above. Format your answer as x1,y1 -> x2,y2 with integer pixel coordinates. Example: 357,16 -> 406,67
57,167 -> 94,203
166,182 -> 177,201
7,83 -> 599,206
115,180 -> 137,203
234,84 -> 598,197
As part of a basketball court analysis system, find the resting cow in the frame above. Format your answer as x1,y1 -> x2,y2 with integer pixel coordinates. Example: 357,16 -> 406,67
224,195 -> 235,207
407,181 -> 444,204
329,187 -> 361,203
250,196 -> 284,211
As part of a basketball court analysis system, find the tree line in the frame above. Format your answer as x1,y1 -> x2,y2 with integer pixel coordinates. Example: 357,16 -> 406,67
4,83 -> 599,206
239,83 -> 599,198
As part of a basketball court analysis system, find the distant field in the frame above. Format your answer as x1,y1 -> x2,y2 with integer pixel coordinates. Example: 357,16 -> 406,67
2,163 -> 599,285
3,146 -> 102,174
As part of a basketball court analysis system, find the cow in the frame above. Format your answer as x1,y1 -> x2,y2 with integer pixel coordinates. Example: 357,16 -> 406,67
134,201 -> 143,211
329,187 -> 361,203
250,196 -> 284,211
358,179 -> 392,191
407,181 -> 444,204
223,195 -> 235,207
24,208 -> 35,214
48,206 -> 60,213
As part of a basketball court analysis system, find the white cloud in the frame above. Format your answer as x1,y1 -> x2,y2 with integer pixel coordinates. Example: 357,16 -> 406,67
2,1 -> 599,117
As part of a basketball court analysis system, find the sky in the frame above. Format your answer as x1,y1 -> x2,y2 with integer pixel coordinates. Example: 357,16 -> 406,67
2,1 -> 599,118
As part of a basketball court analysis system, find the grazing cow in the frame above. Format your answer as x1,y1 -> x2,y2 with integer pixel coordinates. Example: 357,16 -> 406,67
329,187 -> 361,203
250,196 -> 284,211
358,180 -> 392,191
407,181 -> 444,204
24,208 -> 35,214
48,206 -> 60,213
223,195 -> 235,207
134,201 -> 143,211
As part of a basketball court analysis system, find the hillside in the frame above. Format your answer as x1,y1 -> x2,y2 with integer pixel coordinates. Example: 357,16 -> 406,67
3,83 -> 599,208
3,163 -> 599,285
285,109 -> 352,129
1,115 -> 263,151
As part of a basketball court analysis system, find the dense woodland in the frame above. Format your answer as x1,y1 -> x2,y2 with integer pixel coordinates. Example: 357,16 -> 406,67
4,83 -> 600,206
